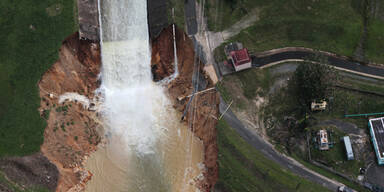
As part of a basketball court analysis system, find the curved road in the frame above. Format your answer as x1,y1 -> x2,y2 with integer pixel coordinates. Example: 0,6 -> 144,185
219,99 -> 343,191
252,50 -> 384,78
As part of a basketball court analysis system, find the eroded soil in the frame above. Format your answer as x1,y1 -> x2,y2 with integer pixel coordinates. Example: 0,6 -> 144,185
151,25 -> 219,192
38,32 -> 101,192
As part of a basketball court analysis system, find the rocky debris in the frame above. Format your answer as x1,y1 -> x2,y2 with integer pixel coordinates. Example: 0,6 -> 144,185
151,25 -> 219,192
0,153 -> 59,191
38,32 -> 101,192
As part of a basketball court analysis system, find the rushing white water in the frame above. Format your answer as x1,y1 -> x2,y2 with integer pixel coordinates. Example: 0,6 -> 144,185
98,0 -> 170,190
85,0 -> 204,191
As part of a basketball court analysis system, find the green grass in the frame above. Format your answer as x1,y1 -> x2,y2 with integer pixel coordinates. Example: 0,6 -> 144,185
219,67 -> 273,101
225,0 -> 363,59
339,75 -> 384,94
309,126 -> 363,177
366,18 -> 384,63
204,0 -> 269,32
209,0 -> 384,64
313,88 -> 384,128
0,0 -> 77,156
216,119 -> 331,192
216,82 -> 232,103
236,68 -> 272,99
291,154 -> 369,192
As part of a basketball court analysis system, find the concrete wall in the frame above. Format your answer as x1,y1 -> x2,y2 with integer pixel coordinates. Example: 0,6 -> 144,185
77,0 -> 168,41
77,0 -> 100,41
235,62 -> 252,71
147,0 -> 169,39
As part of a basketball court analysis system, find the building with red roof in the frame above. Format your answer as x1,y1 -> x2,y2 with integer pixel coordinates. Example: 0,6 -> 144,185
230,48 -> 252,71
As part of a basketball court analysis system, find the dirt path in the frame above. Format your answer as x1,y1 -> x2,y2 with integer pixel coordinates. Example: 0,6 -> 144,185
195,4 -> 260,53
220,8 -> 260,42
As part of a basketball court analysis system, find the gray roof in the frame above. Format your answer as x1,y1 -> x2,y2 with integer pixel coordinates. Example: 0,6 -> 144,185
343,136 -> 354,159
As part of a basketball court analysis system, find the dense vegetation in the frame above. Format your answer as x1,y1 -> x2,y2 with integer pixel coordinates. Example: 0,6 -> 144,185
288,61 -> 338,114
215,119 -> 330,192
207,0 -> 384,63
0,0 -> 76,156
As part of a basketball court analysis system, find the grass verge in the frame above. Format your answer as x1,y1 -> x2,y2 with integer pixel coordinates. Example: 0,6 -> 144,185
291,154 -> 368,192
309,126 -> 364,178
216,119 -> 331,192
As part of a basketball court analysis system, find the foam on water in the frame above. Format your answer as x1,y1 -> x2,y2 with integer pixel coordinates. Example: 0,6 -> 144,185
85,0 -> 204,191
98,0 -> 171,189
100,40 -> 164,156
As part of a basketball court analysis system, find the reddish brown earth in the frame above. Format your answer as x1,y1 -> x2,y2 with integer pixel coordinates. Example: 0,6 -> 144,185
35,24 -> 217,192
38,32 -> 101,192
151,25 -> 219,192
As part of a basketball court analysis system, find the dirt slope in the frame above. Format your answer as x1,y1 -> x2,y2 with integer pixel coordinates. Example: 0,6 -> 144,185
38,32 -> 101,192
151,25 -> 219,192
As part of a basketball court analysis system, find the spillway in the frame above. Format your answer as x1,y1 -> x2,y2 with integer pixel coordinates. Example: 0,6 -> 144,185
85,0 -> 204,191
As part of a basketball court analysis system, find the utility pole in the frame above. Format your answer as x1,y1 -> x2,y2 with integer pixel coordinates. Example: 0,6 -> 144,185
219,100 -> 233,120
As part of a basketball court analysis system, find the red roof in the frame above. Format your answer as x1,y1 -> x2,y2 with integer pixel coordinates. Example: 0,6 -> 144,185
230,48 -> 251,66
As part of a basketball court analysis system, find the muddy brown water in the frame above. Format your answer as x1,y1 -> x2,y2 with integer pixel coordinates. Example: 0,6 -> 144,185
85,109 -> 204,192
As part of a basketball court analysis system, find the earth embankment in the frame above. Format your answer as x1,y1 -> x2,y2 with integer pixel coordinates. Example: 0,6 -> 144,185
151,25 -> 219,192
38,32 -> 101,192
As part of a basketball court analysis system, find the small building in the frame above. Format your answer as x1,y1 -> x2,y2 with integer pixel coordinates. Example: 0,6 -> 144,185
311,100 -> 327,111
369,117 -> 384,165
318,130 -> 329,150
230,48 -> 252,72
342,136 -> 354,160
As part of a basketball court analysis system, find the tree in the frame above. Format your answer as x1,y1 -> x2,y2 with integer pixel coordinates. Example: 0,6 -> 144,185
288,58 -> 338,114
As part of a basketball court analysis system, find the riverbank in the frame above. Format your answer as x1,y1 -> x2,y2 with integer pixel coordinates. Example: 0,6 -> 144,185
151,25 -> 219,192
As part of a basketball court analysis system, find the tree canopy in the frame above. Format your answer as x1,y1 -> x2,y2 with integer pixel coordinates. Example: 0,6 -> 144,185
289,60 -> 338,113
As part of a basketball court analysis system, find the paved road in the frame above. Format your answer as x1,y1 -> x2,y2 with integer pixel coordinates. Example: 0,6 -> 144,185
252,51 -> 384,78
219,99 -> 342,191
181,1 -> 363,191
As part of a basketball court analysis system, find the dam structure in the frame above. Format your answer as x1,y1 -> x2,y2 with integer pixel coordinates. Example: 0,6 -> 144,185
85,0 -> 204,191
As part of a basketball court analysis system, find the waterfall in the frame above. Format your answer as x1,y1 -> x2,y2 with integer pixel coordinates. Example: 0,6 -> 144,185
85,1 -> 204,191
98,0 -> 170,190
